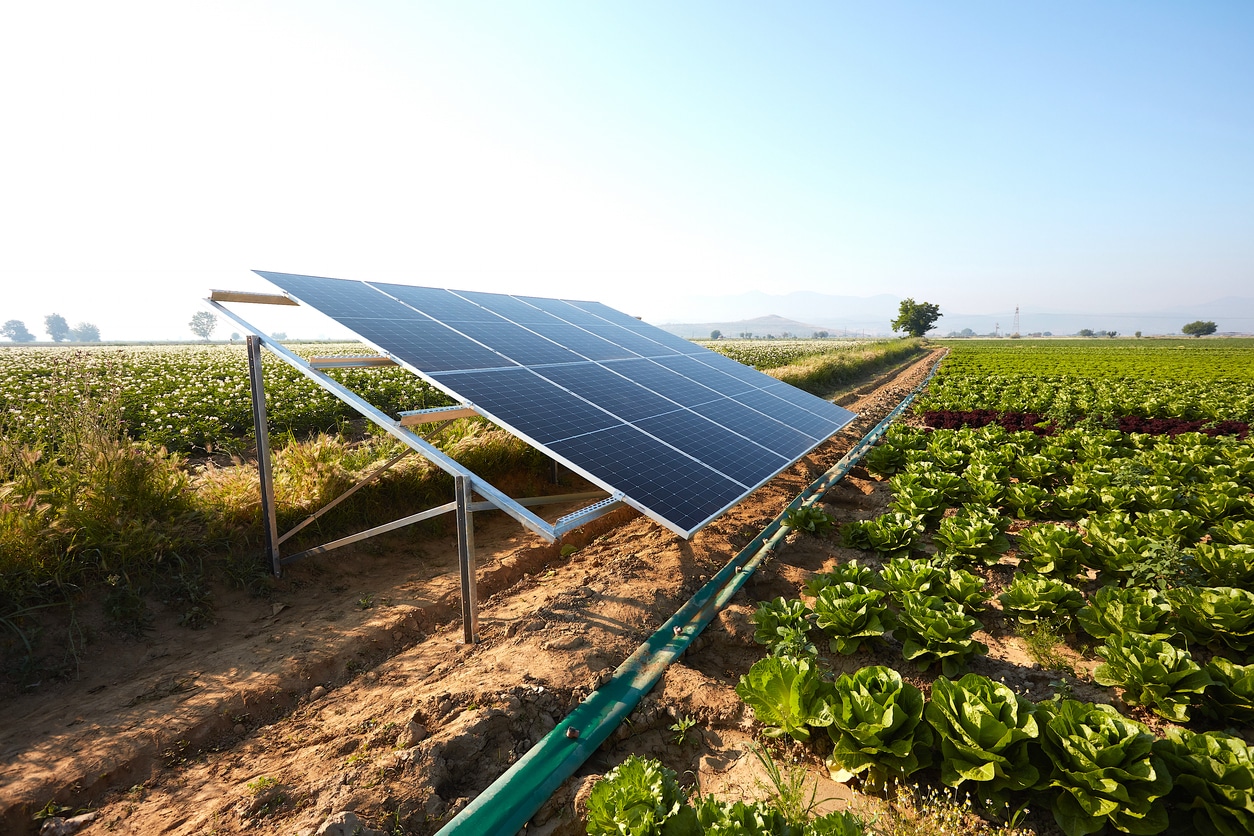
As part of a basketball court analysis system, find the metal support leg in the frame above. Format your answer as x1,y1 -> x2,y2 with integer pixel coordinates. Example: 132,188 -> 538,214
248,336 -> 282,577
456,475 -> 478,643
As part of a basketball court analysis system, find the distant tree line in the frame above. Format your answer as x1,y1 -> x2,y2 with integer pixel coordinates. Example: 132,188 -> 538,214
1,314 -> 100,342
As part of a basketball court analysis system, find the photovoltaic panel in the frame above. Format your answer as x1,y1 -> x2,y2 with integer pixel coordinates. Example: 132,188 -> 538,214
255,271 -> 856,537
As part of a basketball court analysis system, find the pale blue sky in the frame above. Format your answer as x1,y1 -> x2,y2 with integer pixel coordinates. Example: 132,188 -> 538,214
1,2 -> 1251,339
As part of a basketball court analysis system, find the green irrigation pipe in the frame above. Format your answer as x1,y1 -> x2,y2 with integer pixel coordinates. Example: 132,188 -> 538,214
436,352 -> 944,836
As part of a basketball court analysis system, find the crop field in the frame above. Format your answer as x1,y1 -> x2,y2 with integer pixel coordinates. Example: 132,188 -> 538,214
0,343 -> 451,454
661,338 -> 1254,836
698,338 -> 880,369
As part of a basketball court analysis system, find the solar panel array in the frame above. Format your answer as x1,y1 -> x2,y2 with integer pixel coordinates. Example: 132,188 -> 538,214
256,271 -> 856,537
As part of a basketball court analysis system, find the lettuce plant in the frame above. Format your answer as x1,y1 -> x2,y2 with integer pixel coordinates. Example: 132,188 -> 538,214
1203,656 -> 1254,726
812,582 -> 895,655
693,798 -> 792,835
825,665 -> 932,787
840,512 -> 925,558
751,597 -> 815,657
586,754 -> 697,836
1015,523 -> 1091,578
1037,699 -> 1172,836
889,483 -> 948,525
863,441 -> 908,478
1003,482 -> 1052,519
923,673 -> 1041,809
1169,586 -> 1254,653
880,557 -> 946,601
1135,509 -> 1204,548
894,593 -> 988,677
1193,543 -> 1254,588
736,656 -> 833,744
1083,512 -> 1159,577
861,512 -> 925,558
1093,633 -> 1213,722
1076,585 -> 1174,642
1209,518 -> 1254,546
1154,728 -> 1254,836
1051,483 -> 1096,520
930,505 -> 1010,566
1189,482 -> 1252,522
997,575 -> 1084,630
939,566 -> 988,614
803,560 -> 882,597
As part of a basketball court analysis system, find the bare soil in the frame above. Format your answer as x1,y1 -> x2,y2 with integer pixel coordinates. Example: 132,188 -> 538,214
1,349 -> 1070,835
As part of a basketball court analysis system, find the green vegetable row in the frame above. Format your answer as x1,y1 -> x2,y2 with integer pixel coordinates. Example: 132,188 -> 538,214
737,661 -> 1254,836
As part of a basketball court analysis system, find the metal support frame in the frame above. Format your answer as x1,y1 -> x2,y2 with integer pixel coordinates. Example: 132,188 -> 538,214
456,475 -> 478,644
247,336 -> 283,576
209,291 -> 627,638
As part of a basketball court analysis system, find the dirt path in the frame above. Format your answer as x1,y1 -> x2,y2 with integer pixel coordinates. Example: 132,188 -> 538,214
0,350 -> 945,836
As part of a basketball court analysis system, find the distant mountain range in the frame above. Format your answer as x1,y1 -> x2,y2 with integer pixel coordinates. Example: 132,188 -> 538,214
656,293 -> 1254,338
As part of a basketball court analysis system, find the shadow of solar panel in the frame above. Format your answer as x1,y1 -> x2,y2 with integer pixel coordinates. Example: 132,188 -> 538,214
255,271 -> 856,537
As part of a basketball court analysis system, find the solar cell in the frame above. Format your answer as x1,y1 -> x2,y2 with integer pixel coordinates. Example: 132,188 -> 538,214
256,271 -> 855,537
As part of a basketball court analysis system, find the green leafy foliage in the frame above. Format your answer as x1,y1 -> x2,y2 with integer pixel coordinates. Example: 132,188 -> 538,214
879,557 -> 946,601
997,575 -> 1084,630
1204,657 -> 1254,725
811,583 -> 895,655
824,665 -> 933,786
1155,728 -> 1254,836
1209,519 -> 1254,546
1093,634 -> 1213,722
923,673 -> 1041,808
938,566 -> 989,614
585,754 -> 699,836
894,594 -> 988,677
1037,699 -> 1173,836
1003,482 -> 1053,519
1193,543 -> 1254,587
1169,587 -> 1254,653
783,506 -> 836,538
840,512 -> 924,558
736,656 -> 833,744
1076,586 -> 1174,642
1135,509 -> 1204,547
1015,523 -> 1092,578
803,561 -> 882,597
751,598 -> 815,657
863,441 -> 908,478
888,483 -> 948,526
930,505 -> 1010,565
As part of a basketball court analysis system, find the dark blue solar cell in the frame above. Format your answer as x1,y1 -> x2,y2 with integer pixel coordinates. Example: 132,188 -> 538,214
547,424 -> 747,534
453,290 -> 561,325
516,296 -> 608,326
763,381 -> 857,423
734,388 -> 847,440
450,320 -> 585,366
259,271 -> 405,320
536,363 -> 680,423
430,368 -> 622,443
337,317 -> 515,373
371,282 -> 501,323
691,397 -> 820,459
582,325 -> 682,358
633,410 -> 789,487
528,323 -> 639,361
600,359 -> 724,406
653,355 -> 758,396
685,351 -> 783,389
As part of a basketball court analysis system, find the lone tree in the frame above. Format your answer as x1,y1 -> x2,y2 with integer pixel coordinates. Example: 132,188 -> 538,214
1182,320 -> 1217,338
890,298 -> 942,337
69,322 -> 101,342
190,311 -> 218,341
44,313 -> 70,342
1,320 -> 36,342
709,329 -> 722,340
